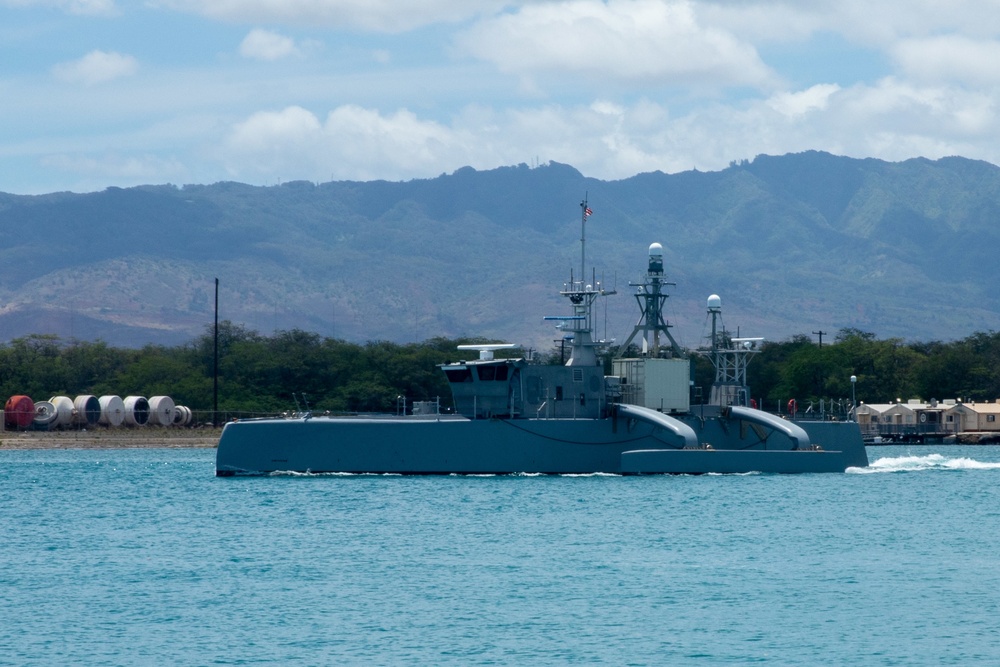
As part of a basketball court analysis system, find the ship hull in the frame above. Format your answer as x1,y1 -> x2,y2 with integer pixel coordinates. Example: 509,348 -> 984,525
215,412 -> 868,475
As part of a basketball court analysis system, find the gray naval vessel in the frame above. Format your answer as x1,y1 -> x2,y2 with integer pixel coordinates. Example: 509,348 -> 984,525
216,201 -> 868,476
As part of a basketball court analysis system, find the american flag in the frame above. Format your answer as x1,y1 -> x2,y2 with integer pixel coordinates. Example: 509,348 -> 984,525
584,206 -> 593,217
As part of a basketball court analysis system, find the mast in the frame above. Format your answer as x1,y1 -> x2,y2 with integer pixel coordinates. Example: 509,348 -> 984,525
546,198 -> 613,366
702,294 -> 761,407
580,195 -> 591,283
614,242 -> 683,358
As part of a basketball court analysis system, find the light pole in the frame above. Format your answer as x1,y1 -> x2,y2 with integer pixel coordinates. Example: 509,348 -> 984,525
850,375 -> 857,421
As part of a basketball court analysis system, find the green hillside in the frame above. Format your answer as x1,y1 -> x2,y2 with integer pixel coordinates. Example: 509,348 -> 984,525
1,152 -> 998,348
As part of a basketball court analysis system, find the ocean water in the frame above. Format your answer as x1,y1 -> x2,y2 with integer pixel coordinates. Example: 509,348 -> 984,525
2,445 -> 1000,666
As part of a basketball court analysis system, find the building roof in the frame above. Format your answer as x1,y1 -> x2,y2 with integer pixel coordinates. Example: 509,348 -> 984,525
851,399 -> 1000,415
953,401 -> 1000,414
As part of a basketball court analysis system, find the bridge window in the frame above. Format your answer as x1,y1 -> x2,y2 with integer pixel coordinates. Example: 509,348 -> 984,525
444,368 -> 472,383
474,365 -> 510,381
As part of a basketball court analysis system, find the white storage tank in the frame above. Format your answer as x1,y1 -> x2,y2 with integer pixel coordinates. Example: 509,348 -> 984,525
49,396 -> 75,429
147,396 -> 175,426
74,395 -> 101,426
123,396 -> 150,426
98,395 -> 126,427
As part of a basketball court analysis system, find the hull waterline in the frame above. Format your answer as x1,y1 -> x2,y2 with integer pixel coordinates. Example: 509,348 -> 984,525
215,412 -> 868,476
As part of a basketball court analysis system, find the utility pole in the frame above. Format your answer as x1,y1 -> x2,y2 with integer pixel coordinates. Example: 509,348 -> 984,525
213,278 -> 219,428
553,338 -> 568,364
812,329 -> 827,400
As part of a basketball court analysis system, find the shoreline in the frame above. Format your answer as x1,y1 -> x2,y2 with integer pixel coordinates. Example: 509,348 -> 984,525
0,428 -> 222,450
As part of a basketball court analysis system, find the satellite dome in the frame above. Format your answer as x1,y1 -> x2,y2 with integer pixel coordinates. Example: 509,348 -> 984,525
707,294 -> 722,309
648,242 -> 663,256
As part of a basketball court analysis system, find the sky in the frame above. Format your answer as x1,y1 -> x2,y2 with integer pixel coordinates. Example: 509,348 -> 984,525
2,0 -> 1000,194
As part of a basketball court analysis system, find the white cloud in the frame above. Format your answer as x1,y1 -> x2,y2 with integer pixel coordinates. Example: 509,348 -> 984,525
51,50 -> 138,85
10,0 -> 1000,195
223,105 -> 465,180
892,35 -> 1000,87
227,106 -> 322,151
1,0 -> 115,15
456,0 -> 776,89
214,101 -> 711,184
768,84 -> 840,117
699,0 -> 1000,46
156,0 -> 502,32
240,28 -> 301,61
214,78 -> 1000,188
681,78 -> 1000,168
834,0 -> 1000,43
695,1 -> 820,43
835,78 -> 999,140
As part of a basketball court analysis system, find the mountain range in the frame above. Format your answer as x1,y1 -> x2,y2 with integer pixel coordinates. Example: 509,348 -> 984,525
1,150 -> 999,350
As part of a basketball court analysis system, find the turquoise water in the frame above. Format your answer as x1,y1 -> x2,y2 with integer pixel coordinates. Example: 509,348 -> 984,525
2,445 -> 1000,665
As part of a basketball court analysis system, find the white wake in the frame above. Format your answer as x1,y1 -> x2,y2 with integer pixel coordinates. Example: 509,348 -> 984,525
849,453 -> 1000,473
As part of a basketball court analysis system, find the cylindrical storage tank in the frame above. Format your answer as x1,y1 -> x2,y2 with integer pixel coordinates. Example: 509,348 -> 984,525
123,396 -> 150,426
49,396 -> 75,429
73,395 -> 101,426
5,395 -> 35,429
98,395 -> 126,427
33,400 -> 58,429
172,405 -> 193,427
147,395 -> 175,426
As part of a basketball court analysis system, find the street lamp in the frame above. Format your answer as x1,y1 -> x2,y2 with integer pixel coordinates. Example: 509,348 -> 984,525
850,375 -> 857,421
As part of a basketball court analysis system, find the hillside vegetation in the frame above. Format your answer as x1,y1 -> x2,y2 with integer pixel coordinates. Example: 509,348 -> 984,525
1,152 -> 999,349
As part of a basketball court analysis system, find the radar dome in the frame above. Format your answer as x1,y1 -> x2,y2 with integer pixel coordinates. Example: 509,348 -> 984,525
707,294 -> 722,309
647,242 -> 665,274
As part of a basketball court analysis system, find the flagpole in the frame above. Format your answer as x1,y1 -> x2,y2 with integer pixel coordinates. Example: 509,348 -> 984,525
580,194 -> 588,287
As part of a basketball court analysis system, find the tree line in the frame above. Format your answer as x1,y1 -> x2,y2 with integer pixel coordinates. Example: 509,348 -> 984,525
739,328 -> 1000,409
1,324 -> 998,418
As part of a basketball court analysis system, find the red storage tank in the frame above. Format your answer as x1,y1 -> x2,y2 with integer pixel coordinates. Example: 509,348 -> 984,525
5,395 -> 35,429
